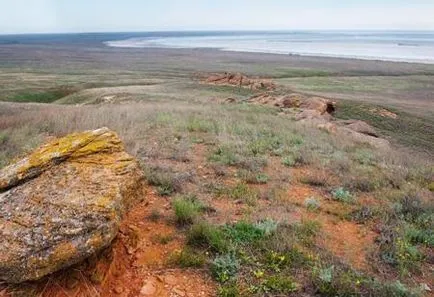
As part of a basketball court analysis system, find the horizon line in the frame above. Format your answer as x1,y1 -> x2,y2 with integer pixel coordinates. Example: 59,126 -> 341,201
1,28 -> 434,36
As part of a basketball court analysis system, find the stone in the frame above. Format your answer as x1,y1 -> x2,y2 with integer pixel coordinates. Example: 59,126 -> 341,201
338,120 -> 379,137
0,127 -> 144,283
173,287 -> 186,296
300,97 -> 336,114
140,279 -> 157,296
165,275 -> 178,286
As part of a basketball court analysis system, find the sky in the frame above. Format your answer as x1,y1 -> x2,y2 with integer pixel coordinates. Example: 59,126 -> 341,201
1,0 -> 434,34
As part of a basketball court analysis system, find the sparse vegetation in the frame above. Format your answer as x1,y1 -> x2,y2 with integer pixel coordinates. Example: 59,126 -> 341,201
0,40 -> 433,297
332,187 -> 355,203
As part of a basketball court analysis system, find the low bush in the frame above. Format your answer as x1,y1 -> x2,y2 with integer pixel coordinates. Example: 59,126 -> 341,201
305,197 -> 321,212
172,195 -> 204,225
227,183 -> 259,206
169,248 -> 206,268
187,221 -> 229,253
332,187 -> 355,203
143,165 -> 185,196
211,253 -> 240,283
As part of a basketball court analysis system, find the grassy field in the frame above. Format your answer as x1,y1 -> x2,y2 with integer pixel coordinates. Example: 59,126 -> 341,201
0,43 -> 433,296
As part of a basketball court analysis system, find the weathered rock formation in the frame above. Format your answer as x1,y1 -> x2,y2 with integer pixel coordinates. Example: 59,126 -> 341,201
205,72 -> 276,91
246,91 -> 388,149
0,128 -> 144,283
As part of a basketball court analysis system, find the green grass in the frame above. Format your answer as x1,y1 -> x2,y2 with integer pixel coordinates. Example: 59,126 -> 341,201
5,86 -> 77,103
334,101 -> 434,153
169,248 -> 206,268
172,195 -> 204,225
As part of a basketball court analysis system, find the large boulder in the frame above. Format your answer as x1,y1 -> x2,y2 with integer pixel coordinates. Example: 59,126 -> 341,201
300,97 -> 336,115
338,120 -> 379,137
0,127 -> 144,283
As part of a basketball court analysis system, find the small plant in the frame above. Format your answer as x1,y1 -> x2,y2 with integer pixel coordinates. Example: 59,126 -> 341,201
261,275 -> 298,294
294,220 -> 321,246
238,170 -> 268,184
354,149 -> 376,166
350,206 -> 374,223
281,155 -> 296,167
224,221 -> 266,244
172,195 -> 203,225
300,172 -> 330,187
304,197 -> 321,212
143,165 -> 182,196
186,116 -> 216,133
255,219 -> 278,236
218,283 -> 240,297
211,253 -> 240,283
228,183 -> 258,206
149,208 -> 162,222
332,187 -> 355,203
151,233 -> 174,245
169,248 -> 206,268
209,146 -> 238,166
255,173 -> 269,184
187,221 -> 229,253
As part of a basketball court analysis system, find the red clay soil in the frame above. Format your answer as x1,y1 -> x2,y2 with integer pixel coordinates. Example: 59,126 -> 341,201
285,183 -> 377,272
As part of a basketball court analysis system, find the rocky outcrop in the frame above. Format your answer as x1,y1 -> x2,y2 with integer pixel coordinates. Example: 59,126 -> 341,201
338,120 -> 379,137
248,92 -> 336,115
205,72 -> 275,91
0,128 -> 144,283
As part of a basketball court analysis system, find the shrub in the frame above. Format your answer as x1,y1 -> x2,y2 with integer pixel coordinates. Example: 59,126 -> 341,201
143,165 -> 183,196
294,220 -> 321,246
211,253 -> 240,283
149,209 -> 162,222
217,283 -> 240,297
187,221 -> 229,253
172,195 -> 203,225
169,248 -> 206,268
228,183 -> 258,206
332,187 -> 355,203
261,275 -> 298,294
281,155 -> 296,167
238,170 -> 268,184
304,197 -> 321,212
186,117 -> 217,133
353,149 -> 376,166
300,172 -> 330,187
377,224 -> 424,275
209,146 -> 239,166
350,206 -> 374,223
255,219 -> 278,236
224,221 -> 267,244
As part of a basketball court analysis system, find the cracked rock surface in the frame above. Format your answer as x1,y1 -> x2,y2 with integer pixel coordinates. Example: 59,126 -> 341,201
0,127 -> 144,283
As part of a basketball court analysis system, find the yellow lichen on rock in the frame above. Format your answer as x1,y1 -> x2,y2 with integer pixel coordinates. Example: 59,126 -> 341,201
0,128 -> 144,283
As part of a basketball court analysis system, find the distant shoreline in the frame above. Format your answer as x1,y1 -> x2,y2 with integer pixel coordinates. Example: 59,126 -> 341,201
105,43 -> 434,65
102,31 -> 434,65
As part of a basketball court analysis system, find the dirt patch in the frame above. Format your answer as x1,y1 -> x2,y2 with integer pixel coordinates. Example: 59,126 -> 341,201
283,183 -> 377,272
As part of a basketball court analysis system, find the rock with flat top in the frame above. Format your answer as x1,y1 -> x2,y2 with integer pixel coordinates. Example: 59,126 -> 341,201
338,120 -> 379,137
0,127 -> 144,283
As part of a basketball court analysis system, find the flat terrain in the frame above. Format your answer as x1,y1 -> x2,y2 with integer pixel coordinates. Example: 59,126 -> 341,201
0,41 -> 433,297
